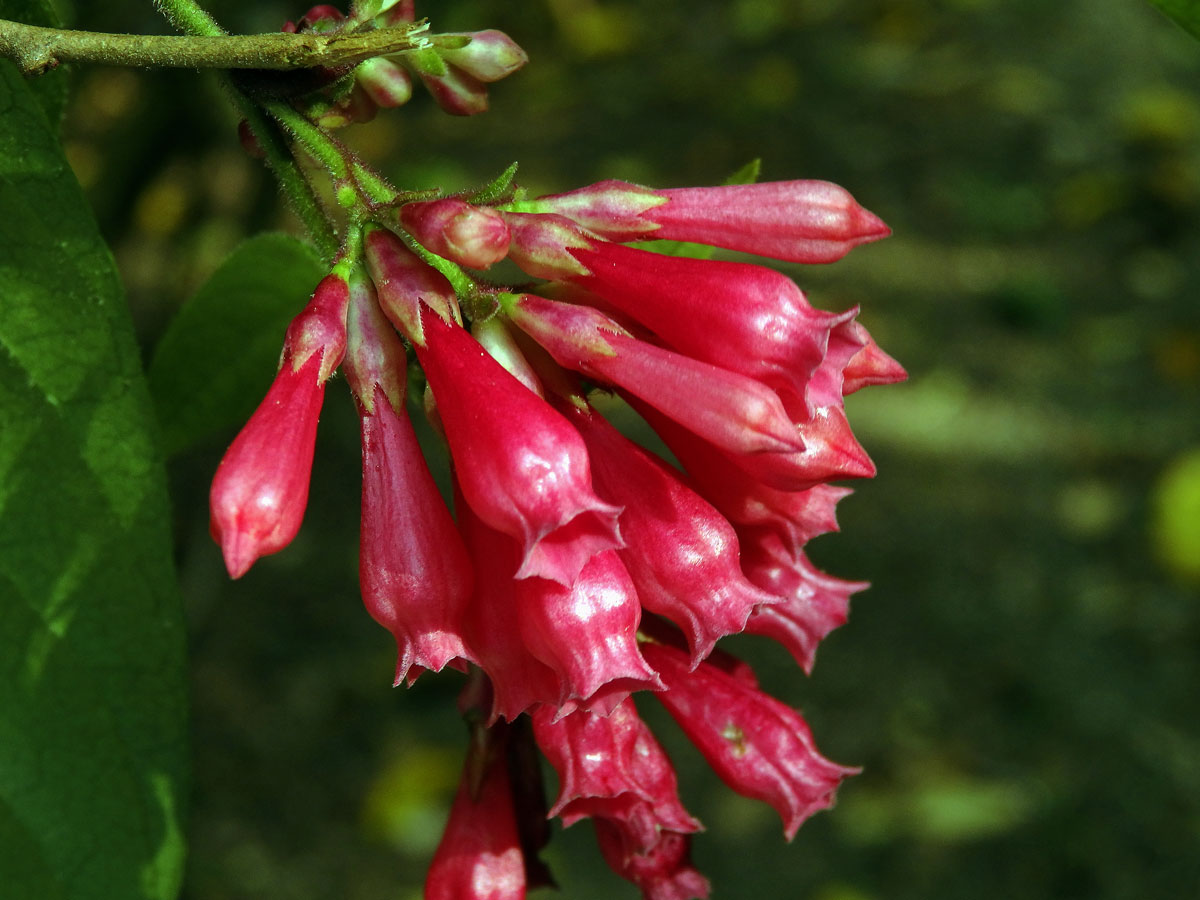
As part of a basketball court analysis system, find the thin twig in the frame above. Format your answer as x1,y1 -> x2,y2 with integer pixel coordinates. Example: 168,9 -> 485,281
0,18 -> 429,77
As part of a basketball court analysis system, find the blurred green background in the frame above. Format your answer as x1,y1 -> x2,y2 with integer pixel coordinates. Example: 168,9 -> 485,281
52,0 -> 1200,897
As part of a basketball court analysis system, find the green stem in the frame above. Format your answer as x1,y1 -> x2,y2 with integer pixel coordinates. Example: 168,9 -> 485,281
0,10 -> 428,76
233,88 -> 339,261
155,1 -> 341,260
154,0 -> 224,37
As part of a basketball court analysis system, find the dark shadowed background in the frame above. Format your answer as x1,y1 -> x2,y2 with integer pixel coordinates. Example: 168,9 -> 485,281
54,0 -> 1200,897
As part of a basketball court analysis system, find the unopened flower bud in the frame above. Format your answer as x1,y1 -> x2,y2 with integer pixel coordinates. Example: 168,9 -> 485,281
362,225 -> 461,344
298,4 -> 346,30
355,57 -> 413,108
400,198 -> 510,269
438,30 -> 528,82
522,178 -> 890,264
418,64 -> 490,116
503,293 -> 806,460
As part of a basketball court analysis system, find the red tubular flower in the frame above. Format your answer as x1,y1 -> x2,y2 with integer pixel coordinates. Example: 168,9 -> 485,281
566,401 -> 776,663
416,307 -> 623,585
594,824 -> 709,900
641,637 -> 858,840
455,488 -> 564,722
210,273 -> 349,578
502,293 -> 804,460
503,212 -> 844,406
512,551 -> 662,710
400,198 -> 511,269
531,700 -> 699,843
426,729 -> 526,900
739,527 -> 867,674
512,178 -> 889,264
631,405 -> 852,551
343,275 -> 476,684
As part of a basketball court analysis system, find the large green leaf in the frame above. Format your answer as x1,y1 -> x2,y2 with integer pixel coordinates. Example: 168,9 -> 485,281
0,56 -> 187,900
148,232 -> 324,456
1148,0 -> 1200,40
0,0 -> 70,125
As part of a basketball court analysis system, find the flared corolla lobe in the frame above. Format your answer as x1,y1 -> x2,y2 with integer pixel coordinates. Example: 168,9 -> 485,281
739,527 -> 867,674
642,637 -> 858,840
566,401 -> 776,664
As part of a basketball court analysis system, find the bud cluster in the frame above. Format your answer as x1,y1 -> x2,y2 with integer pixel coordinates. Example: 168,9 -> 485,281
209,165 -> 903,897
278,1 -> 527,126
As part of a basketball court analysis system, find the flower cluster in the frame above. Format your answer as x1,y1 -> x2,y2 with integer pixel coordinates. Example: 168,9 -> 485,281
278,1 -> 527,127
210,167 -> 903,897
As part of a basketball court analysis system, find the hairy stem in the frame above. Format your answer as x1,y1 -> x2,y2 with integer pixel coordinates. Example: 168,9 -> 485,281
0,17 -> 428,77
232,87 -> 340,261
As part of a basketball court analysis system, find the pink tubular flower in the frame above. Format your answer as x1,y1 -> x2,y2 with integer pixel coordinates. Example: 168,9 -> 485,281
461,506 -> 660,710
512,552 -> 662,710
426,728 -> 525,900
595,824 -> 709,900
641,637 -> 858,840
633,404 -> 852,551
739,527 -> 867,674
343,275 -> 476,683
531,700 -> 699,843
415,305 -> 623,585
456,492 -> 564,722
514,178 -> 889,264
400,198 -> 511,269
565,401 -> 777,664
503,212 -> 844,406
501,293 -> 805,460
209,273 -> 349,578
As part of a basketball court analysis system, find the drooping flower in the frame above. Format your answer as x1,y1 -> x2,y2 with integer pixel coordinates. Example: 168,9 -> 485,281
365,228 -> 624,586
209,272 -> 349,578
343,271 -> 476,683
531,699 -> 699,843
564,399 -> 778,664
416,305 -> 623,584
640,629 -> 858,840
425,724 -> 526,900
739,526 -> 867,674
